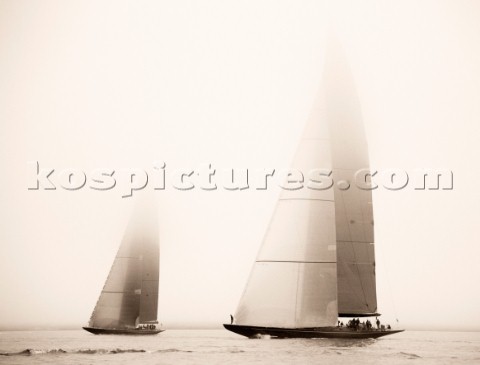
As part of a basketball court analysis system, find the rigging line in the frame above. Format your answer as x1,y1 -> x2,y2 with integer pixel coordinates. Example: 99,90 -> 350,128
378,237 -> 400,325
294,263 -> 300,326
339,186 -> 369,308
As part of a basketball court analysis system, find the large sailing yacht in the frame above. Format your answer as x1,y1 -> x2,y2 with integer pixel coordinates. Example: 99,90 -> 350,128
83,202 -> 163,335
224,41 -> 403,339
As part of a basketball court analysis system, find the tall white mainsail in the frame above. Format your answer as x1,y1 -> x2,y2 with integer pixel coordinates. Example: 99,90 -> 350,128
88,204 -> 159,329
235,85 -> 338,328
234,41 -> 377,328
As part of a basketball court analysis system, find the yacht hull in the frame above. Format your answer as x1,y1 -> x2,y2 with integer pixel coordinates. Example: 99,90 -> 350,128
82,326 -> 164,335
224,324 -> 403,339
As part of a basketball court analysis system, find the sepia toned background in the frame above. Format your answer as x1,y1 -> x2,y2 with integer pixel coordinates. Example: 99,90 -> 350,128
1,0 -> 479,330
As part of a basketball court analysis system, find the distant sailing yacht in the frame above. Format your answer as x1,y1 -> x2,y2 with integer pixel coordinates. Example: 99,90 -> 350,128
83,203 -> 164,335
224,42 -> 403,339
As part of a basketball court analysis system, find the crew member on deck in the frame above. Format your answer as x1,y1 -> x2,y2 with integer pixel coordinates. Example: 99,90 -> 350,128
230,314 -> 234,325
376,317 -> 380,329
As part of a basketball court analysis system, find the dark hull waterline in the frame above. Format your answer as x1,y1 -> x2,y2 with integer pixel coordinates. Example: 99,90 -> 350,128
82,327 -> 164,335
224,324 -> 404,339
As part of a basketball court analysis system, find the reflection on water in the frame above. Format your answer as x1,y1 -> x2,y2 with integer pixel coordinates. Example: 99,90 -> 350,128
290,338 -> 377,348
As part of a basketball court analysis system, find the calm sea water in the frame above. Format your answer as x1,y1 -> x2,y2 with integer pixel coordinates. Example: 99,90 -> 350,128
1,329 -> 479,365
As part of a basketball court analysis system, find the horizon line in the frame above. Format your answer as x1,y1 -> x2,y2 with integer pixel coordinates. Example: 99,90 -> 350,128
1,324 -> 479,332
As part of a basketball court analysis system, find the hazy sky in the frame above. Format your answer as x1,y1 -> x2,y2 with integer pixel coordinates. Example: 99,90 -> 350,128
1,0 -> 479,330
